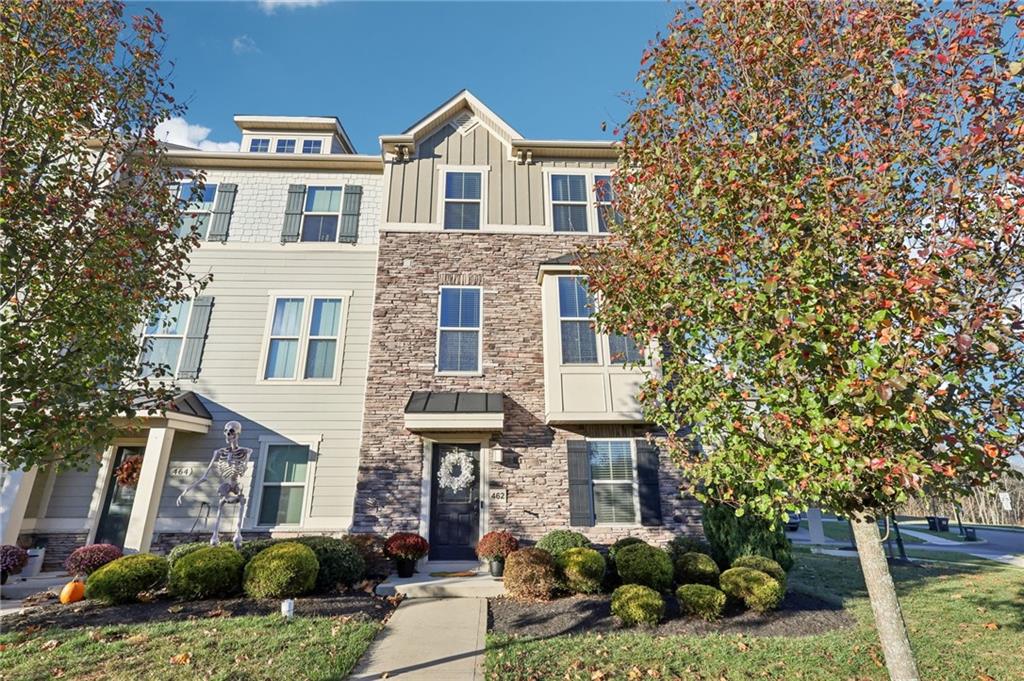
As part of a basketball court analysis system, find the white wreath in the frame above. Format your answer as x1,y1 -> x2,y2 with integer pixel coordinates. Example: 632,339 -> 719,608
437,450 -> 475,492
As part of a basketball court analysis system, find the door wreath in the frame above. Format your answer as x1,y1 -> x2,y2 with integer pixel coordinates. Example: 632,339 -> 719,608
437,449 -> 475,492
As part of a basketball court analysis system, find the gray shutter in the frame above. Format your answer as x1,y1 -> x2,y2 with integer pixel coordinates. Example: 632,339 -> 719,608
281,184 -> 306,242
338,185 -> 362,243
567,440 -> 595,527
206,183 -> 237,242
177,296 -> 214,380
636,439 -> 663,526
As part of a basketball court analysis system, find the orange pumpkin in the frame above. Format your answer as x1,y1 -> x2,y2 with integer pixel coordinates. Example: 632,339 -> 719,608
60,580 -> 85,604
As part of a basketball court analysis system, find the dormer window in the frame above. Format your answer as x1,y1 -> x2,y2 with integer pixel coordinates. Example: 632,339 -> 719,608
249,138 -> 270,153
302,139 -> 323,154
276,139 -> 296,153
442,170 -> 483,230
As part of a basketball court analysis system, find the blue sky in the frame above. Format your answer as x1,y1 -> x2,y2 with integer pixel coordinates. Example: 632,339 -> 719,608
134,1 -> 678,153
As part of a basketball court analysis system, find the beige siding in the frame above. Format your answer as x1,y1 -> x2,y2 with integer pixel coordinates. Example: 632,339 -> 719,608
46,464 -> 99,518
386,111 -> 614,226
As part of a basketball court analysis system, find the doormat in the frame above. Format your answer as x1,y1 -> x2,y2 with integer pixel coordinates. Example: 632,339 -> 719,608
429,570 -> 478,578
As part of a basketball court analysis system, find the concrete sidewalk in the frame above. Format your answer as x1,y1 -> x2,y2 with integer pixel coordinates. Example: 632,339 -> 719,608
350,597 -> 487,680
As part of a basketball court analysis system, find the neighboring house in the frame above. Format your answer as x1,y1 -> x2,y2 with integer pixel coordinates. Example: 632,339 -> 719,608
351,91 -> 700,561
7,115 -> 385,567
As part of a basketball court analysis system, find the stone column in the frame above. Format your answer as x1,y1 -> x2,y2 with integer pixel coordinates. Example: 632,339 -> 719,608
122,427 -> 175,554
807,506 -> 826,544
1,465 -> 38,545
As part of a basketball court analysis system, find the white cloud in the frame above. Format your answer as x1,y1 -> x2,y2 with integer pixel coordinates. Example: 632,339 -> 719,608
155,117 -> 239,152
258,0 -> 328,14
232,34 -> 260,55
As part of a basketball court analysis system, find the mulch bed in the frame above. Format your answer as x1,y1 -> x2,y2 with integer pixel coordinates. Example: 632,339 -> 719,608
489,590 -> 855,639
2,591 -> 399,633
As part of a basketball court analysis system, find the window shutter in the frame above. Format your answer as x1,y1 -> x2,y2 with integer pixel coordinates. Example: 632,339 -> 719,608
206,183 -> 237,242
338,185 -> 362,243
177,296 -> 214,380
635,439 -> 663,526
281,184 -> 306,242
567,440 -> 594,527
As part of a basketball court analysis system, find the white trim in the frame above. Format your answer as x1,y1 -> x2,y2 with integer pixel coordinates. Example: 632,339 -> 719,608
21,518 -> 92,532
436,165 -> 489,231
196,242 -> 378,253
382,222 -> 557,236
434,285 -> 484,376
404,412 -> 504,432
585,437 -> 641,527
541,168 -> 615,235
139,298 -> 193,377
256,290 -> 353,384
556,274 -> 602,366
299,185 -> 344,242
249,435 -> 320,531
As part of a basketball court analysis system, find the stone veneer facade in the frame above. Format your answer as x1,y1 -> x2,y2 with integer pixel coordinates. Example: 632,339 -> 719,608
351,231 -> 702,547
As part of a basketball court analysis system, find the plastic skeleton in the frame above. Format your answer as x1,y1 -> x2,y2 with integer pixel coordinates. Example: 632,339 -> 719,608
176,420 -> 253,550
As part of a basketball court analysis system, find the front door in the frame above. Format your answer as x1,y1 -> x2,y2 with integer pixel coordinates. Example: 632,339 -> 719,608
94,446 -> 144,548
429,444 -> 480,561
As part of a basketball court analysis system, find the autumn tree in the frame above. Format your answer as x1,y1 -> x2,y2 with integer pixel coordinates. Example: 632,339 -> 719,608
585,2 -> 1022,679
1,1 -> 205,470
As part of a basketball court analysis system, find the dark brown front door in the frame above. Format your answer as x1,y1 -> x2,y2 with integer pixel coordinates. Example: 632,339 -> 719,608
429,444 -> 480,560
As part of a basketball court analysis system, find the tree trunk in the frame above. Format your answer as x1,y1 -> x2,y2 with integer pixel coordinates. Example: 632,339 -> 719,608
850,514 -> 920,681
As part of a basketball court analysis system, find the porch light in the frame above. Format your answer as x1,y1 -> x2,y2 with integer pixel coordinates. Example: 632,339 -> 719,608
490,447 -> 505,465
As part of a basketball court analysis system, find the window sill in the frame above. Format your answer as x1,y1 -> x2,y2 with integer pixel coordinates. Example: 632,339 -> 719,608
434,371 -> 484,377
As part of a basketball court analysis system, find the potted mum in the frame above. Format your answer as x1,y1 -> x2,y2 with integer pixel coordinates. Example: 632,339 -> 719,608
476,531 -> 518,577
384,532 -> 429,578
0,545 -> 29,585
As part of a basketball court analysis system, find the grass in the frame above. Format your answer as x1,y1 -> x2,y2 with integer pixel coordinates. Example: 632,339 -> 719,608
0,613 -> 380,681
486,551 -> 1024,681
799,520 -> 925,544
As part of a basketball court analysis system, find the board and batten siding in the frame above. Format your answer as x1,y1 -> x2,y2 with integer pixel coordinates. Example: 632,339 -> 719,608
154,246 -> 376,530
386,116 -> 614,226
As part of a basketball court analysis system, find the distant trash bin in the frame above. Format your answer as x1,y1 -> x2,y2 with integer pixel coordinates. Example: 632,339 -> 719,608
926,516 -> 938,531
964,527 -> 978,541
936,517 -> 950,532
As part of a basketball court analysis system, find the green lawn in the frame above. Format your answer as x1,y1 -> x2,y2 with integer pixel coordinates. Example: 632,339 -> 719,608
799,519 -> 925,544
486,552 -> 1024,681
0,613 -> 380,680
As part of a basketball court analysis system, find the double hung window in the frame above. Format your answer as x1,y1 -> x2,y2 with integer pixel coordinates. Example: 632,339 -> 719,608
140,300 -> 192,375
443,172 -> 482,230
301,186 -> 343,242
558,276 -> 598,364
436,287 -> 482,373
256,444 -> 309,525
263,295 -> 346,381
588,440 -> 638,524
176,181 -> 217,238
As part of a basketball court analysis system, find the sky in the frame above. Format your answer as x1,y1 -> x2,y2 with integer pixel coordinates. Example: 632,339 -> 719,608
134,1 -> 679,154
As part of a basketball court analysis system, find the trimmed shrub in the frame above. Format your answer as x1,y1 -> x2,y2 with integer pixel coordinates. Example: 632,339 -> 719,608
294,536 -> 365,592
611,584 -> 664,626
243,542 -> 319,598
608,537 -> 647,561
702,504 -> 793,570
85,554 -> 168,605
676,583 -> 727,621
343,534 -> 389,578
732,554 -> 786,585
169,546 -> 244,600
535,530 -> 590,558
238,538 -> 284,563
720,567 -> 785,613
615,543 -> 673,592
167,542 -> 207,568
64,544 -> 122,577
674,552 -> 720,587
503,548 -> 558,601
557,547 -> 605,594
665,535 -> 713,563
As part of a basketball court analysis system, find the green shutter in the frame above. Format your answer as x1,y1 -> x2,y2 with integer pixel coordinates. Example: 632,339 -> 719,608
635,439 -> 663,526
206,183 -> 237,242
567,440 -> 595,527
338,185 -> 362,243
281,184 -> 306,242
177,296 -> 214,380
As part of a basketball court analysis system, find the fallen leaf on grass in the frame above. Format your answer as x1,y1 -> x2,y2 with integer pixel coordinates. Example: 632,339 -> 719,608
978,674 -> 996,681
169,652 -> 192,665
737,641 -> 750,652
24,625 -> 42,635
126,634 -> 149,644
87,629 -> 104,642
206,608 -> 226,618
982,622 -> 999,630
40,639 -> 60,651
869,648 -> 884,669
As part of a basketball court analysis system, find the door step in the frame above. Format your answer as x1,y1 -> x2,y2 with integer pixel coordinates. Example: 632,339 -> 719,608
376,562 -> 504,598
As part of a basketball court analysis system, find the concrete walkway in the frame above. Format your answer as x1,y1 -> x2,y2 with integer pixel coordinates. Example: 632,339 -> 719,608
350,597 -> 487,680
897,528 -> 962,545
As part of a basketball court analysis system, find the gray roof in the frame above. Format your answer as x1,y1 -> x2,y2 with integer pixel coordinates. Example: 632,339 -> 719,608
540,253 -> 580,267
404,391 -> 504,414
132,390 -> 212,421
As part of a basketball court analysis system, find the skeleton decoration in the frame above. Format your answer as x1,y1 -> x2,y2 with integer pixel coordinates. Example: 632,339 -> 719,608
176,420 -> 253,550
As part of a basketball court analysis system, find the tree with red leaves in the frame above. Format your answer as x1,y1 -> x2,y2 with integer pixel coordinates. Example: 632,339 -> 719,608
586,3 -> 1022,678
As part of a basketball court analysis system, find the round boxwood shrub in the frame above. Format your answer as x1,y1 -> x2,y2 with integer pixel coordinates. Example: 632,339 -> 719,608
535,530 -> 590,558
243,542 -> 319,598
615,542 -> 673,592
719,567 -> 784,613
167,542 -> 207,568
556,547 -> 605,594
676,583 -> 727,621
85,554 -> 168,605
169,546 -> 245,600
64,544 -> 122,577
732,555 -> 786,585
608,537 -> 647,561
665,535 -> 713,563
238,538 -> 284,563
674,552 -> 720,587
503,548 -> 558,601
611,584 -> 664,626
294,536 -> 365,592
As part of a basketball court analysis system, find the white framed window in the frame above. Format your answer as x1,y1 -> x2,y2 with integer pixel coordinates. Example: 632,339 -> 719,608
276,139 -> 296,153
301,186 -> 343,242
594,174 -> 618,233
436,286 -> 482,374
259,291 -> 350,383
302,139 -> 323,154
544,169 -> 617,235
175,181 -> 217,239
254,441 -> 312,527
441,169 -> 484,230
551,174 -> 589,232
249,138 -> 270,153
609,334 -> 643,365
588,439 -> 639,525
140,299 -> 192,376
557,276 -> 598,364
